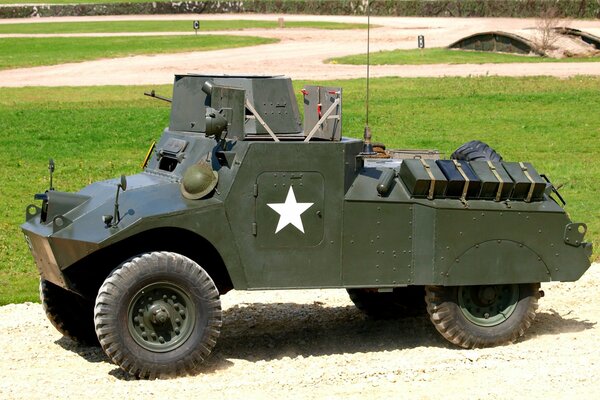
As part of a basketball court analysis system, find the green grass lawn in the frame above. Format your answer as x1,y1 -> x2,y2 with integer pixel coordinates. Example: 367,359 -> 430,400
330,48 -> 600,65
0,35 -> 276,70
0,20 -> 368,34
1,76 -> 598,305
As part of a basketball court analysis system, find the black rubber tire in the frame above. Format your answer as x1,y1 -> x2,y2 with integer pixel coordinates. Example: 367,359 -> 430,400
94,252 -> 222,379
39,279 -> 98,345
425,283 -> 540,348
347,286 -> 425,318
451,140 -> 503,162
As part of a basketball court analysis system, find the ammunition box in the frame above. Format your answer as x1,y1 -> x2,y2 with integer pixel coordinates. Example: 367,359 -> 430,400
399,159 -> 447,199
502,162 -> 546,201
469,161 -> 514,200
436,160 -> 481,199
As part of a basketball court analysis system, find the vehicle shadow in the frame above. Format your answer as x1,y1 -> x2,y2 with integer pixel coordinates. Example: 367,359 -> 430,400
55,302 -> 596,380
527,308 -> 596,337
206,303 -> 440,366
55,337 -> 105,363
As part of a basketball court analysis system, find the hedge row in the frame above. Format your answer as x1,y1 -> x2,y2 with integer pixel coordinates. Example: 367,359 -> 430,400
2,0 -> 599,19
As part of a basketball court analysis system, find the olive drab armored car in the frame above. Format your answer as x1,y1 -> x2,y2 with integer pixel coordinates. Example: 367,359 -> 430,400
22,75 -> 592,379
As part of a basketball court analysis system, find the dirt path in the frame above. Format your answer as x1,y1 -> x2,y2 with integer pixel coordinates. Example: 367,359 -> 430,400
1,14 -> 599,87
0,263 -> 598,399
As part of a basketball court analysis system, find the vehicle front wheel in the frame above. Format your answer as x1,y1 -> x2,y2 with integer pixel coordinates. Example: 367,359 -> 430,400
425,283 -> 540,348
94,252 -> 222,379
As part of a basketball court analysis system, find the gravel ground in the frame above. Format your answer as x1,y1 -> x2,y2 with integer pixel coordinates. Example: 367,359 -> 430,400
0,263 -> 598,399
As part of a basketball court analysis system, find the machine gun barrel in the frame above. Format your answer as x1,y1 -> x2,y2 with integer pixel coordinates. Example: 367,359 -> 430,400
144,90 -> 172,103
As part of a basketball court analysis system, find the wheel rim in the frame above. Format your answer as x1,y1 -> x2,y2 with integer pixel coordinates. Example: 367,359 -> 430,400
458,284 -> 519,327
127,281 -> 196,353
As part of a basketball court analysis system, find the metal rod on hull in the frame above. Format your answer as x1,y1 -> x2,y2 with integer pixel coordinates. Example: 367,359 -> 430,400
361,0 -> 375,155
366,1 -> 370,127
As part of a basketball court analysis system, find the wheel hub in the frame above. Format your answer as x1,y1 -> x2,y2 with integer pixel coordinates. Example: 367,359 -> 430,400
127,282 -> 196,353
479,286 -> 497,304
149,303 -> 169,325
458,284 -> 519,327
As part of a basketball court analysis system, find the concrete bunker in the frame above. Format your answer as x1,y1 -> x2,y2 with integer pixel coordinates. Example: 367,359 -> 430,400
448,29 -> 600,58
448,31 -> 538,55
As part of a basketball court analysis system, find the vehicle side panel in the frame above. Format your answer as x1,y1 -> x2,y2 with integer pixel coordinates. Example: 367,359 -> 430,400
225,141 -> 361,288
343,166 -> 591,287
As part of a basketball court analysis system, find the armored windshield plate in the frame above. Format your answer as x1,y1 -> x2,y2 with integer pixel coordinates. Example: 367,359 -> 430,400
163,138 -> 188,154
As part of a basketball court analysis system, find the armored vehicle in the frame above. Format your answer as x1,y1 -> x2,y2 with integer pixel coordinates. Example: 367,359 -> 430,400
22,75 -> 592,379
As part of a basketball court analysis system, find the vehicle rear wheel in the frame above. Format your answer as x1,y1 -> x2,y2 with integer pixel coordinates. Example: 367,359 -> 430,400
40,279 -> 98,345
425,283 -> 540,348
347,286 -> 425,318
94,252 -> 222,379
451,140 -> 503,162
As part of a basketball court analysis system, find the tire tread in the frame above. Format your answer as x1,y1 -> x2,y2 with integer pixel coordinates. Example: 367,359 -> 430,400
425,284 -> 539,349
451,140 -> 503,162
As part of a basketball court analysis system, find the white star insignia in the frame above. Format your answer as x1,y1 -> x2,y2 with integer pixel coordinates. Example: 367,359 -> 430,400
267,186 -> 314,234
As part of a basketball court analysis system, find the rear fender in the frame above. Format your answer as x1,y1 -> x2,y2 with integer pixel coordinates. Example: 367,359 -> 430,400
441,240 -> 550,285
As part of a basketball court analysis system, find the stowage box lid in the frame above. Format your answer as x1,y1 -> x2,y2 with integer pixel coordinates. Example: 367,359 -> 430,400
399,159 -> 448,199
436,160 -> 481,199
502,162 -> 546,202
469,160 -> 514,201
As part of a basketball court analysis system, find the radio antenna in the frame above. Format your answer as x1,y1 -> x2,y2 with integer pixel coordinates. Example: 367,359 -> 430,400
366,1 -> 370,126
361,0 -> 375,155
